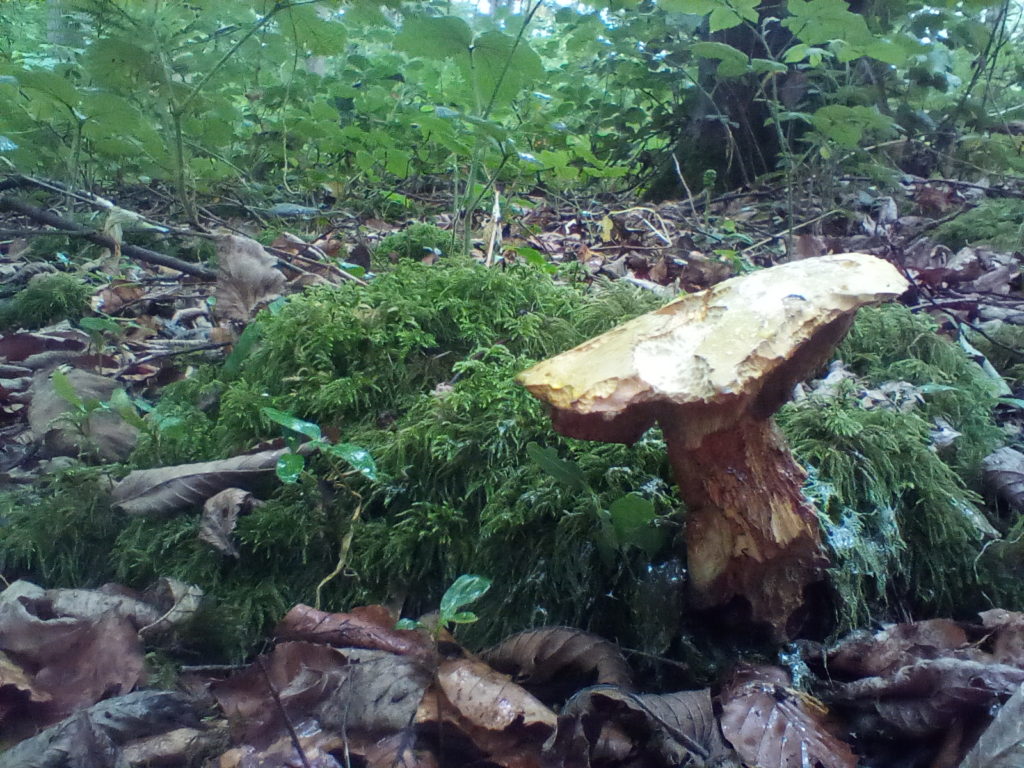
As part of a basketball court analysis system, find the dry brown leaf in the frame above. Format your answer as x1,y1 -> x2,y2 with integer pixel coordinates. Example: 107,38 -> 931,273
482,626 -> 633,703
983,447 -> 1024,515
0,691 -> 197,768
138,577 -> 204,641
214,234 -> 286,325
275,603 -> 431,659
198,488 -> 261,558
979,609 -> 1024,666
564,684 -> 738,767
435,657 -> 557,734
43,585 -> 162,629
959,682 -> 1024,768
0,328 -> 91,370
0,581 -> 147,726
27,367 -> 139,461
836,658 -> 1024,737
111,447 -> 304,515
828,618 -> 973,677
212,641 -> 430,749
720,665 -> 857,768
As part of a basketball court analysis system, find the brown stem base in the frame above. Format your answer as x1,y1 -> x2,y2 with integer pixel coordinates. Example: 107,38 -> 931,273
662,413 -> 827,640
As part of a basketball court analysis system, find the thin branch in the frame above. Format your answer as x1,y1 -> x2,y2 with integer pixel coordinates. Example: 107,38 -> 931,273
0,196 -> 216,279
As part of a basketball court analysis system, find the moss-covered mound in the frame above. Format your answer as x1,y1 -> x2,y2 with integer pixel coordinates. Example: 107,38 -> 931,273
1,266 -> 1017,659
0,272 -> 90,330
932,198 -> 1024,251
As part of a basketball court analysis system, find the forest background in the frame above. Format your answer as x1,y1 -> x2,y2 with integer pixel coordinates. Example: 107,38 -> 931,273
4,0 -> 1024,764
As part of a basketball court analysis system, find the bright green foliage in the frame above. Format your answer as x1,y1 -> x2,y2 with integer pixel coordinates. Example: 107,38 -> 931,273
778,304 -> 1008,630
838,304 -> 1002,478
374,223 -> 460,264
0,273 -> 90,330
932,199 -> 1024,252
0,468 -> 123,587
0,269 -> 1013,655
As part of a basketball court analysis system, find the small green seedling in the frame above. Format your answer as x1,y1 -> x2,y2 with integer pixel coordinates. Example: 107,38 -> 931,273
396,574 -> 492,635
260,406 -> 377,484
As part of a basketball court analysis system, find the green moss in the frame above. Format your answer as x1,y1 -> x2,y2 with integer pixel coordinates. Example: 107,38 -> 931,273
932,198 -> 1024,251
0,273 -> 90,330
777,304 -> 1010,632
837,304 -> 1002,480
374,222 -> 459,265
3,273 -> 1012,658
0,468 -> 122,586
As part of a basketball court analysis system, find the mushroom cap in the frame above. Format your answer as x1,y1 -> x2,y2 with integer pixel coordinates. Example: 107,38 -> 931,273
517,253 -> 909,444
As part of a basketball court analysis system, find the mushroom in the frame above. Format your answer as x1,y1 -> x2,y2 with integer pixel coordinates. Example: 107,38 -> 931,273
518,253 -> 909,639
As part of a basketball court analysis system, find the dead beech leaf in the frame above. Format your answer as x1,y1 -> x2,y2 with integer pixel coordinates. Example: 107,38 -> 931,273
27,367 -> 139,461
720,665 -> 856,768
564,684 -> 738,767
0,690 -> 197,768
0,582 -> 147,725
828,618 -> 973,677
275,603 -> 431,659
44,585 -> 161,630
482,626 -> 633,703
434,657 -> 557,734
198,487 -> 261,557
983,447 -> 1024,514
979,609 -> 1024,666
960,682 -> 1024,768
111,447 -> 303,515
214,234 -> 286,325
138,577 -> 204,641
213,641 -> 431,749
212,641 -> 352,746
836,658 -> 1024,737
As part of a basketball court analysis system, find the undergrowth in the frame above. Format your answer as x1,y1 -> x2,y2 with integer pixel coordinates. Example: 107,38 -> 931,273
1,273 -> 1014,657
778,304 -> 1009,631
0,273 -> 90,330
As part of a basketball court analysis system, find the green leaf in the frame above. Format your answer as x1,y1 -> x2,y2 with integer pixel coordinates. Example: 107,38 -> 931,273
526,442 -> 587,490
325,443 -> 378,480
690,42 -> 750,77
439,574 -> 491,622
463,30 -> 544,107
50,369 -> 85,412
395,16 -> 473,60
261,407 -> 322,441
79,316 -> 122,336
281,4 -> 347,55
448,611 -> 479,624
223,322 -> 263,379
16,69 -> 80,107
276,452 -> 306,484
108,388 -> 148,431
395,618 -> 422,630
608,493 -> 665,557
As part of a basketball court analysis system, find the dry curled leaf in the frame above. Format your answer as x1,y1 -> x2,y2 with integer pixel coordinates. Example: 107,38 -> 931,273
828,618 -> 973,678
564,684 -> 738,767
274,603 -> 431,659
111,447 -> 305,515
214,234 -> 286,325
835,658 -> 1024,737
720,665 -> 857,768
983,447 -> 1024,514
482,626 -> 633,703
198,487 -> 261,558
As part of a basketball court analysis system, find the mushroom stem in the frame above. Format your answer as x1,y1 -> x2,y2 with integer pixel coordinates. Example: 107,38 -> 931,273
660,410 -> 827,638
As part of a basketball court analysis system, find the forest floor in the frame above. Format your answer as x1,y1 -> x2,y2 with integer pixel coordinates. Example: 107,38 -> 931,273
2,172 -> 1024,766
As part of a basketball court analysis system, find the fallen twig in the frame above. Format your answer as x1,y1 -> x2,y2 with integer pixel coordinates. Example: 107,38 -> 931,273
0,196 -> 216,279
